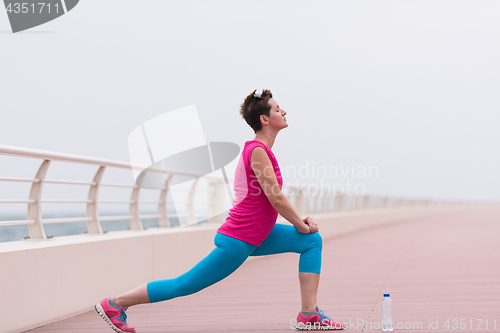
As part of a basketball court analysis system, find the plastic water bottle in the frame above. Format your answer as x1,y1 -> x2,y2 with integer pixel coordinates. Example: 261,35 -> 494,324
381,294 -> 394,331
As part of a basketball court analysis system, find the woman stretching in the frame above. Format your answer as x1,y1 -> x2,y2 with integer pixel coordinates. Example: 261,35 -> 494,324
95,89 -> 345,331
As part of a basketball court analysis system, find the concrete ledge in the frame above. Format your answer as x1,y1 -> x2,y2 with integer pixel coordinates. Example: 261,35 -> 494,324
1,224 -> 222,333
1,204 -> 495,333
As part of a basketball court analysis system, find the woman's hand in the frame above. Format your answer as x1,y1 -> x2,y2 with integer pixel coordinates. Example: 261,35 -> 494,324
296,222 -> 311,234
303,216 -> 319,233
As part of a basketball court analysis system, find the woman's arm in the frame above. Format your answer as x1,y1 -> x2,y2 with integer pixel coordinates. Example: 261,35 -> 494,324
250,147 -> 316,234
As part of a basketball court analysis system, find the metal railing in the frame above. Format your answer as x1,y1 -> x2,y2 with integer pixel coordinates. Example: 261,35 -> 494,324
0,145 -> 228,239
0,144 -> 443,241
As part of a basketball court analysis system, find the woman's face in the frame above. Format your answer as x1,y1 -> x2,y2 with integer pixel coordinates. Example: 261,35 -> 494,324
264,98 -> 288,131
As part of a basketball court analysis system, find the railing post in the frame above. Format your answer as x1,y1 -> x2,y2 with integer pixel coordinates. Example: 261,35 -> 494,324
314,193 -> 321,214
310,193 -> 318,214
353,195 -> 360,210
321,194 -> 329,213
363,195 -> 370,209
129,171 -> 143,231
319,194 -> 325,213
349,194 -> 355,210
86,166 -> 105,234
293,187 -> 306,215
26,159 -> 50,239
186,178 -> 200,226
312,194 -> 318,214
327,193 -> 335,213
208,179 -> 226,224
334,193 -> 344,212
158,175 -> 172,227
346,195 -> 353,210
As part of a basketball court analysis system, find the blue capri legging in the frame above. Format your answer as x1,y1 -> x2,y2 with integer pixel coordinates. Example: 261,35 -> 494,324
147,223 -> 322,303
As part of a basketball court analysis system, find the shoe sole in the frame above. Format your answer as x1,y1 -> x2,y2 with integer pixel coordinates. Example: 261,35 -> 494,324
294,323 -> 345,330
95,303 -> 136,333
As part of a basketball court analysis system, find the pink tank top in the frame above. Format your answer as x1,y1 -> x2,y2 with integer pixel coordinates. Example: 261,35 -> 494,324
217,140 -> 283,246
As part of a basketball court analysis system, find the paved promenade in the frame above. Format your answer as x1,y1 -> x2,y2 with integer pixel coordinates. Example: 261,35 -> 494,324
24,207 -> 500,332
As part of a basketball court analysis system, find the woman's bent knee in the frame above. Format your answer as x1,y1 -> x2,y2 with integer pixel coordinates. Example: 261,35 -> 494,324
309,231 -> 322,248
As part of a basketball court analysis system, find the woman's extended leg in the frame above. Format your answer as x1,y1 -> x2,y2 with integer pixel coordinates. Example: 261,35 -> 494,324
115,233 -> 255,307
145,232 -> 255,304
114,232 -> 256,307
115,284 -> 149,307
249,223 -> 323,312
96,233 -> 256,333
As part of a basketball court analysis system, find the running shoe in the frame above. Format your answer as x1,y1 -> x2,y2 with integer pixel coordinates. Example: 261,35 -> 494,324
95,298 -> 136,333
294,306 -> 345,330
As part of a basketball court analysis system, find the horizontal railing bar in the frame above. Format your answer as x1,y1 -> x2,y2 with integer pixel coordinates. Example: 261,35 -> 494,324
176,213 -> 207,217
0,144 -> 225,180
0,177 -> 40,183
138,201 -> 164,204
170,201 -> 207,205
139,214 -> 161,219
99,215 -> 135,221
98,200 -> 135,204
44,179 -> 97,186
0,219 -> 36,226
41,199 -> 93,204
100,183 -> 138,189
0,145 -> 139,170
42,217 -> 94,223
0,199 -> 35,204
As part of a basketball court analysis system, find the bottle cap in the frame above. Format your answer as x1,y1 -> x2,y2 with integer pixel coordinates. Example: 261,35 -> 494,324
384,294 -> 390,297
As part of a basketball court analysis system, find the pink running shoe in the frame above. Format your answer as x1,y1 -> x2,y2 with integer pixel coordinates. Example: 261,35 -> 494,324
295,306 -> 345,330
95,298 -> 136,333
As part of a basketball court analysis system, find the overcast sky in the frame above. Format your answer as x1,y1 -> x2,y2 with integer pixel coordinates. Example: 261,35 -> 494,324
1,0 -> 499,212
